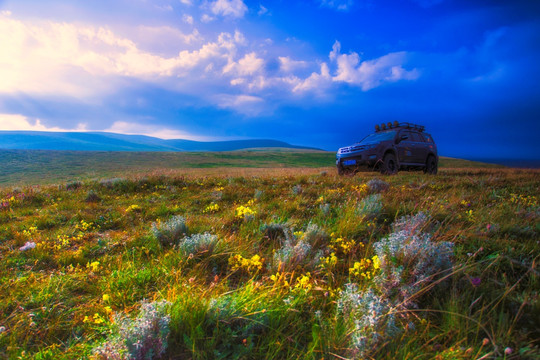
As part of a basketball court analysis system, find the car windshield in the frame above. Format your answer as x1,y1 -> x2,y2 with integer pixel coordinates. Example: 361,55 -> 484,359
358,131 -> 396,144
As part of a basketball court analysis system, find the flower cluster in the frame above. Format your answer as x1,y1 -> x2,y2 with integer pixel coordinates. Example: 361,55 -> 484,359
320,252 -> 338,268
0,192 -> 25,211
203,202 -> 220,213
22,226 -> 38,238
235,200 -> 256,220
329,234 -> 356,255
125,204 -> 142,213
84,313 -> 106,325
349,255 -> 380,280
229,254 -> 264,273
352,184 -> 369,195
294,272 -> 312,291
87,261 -> 100,272
75,220 -> 95,232
509,193 -> 538,208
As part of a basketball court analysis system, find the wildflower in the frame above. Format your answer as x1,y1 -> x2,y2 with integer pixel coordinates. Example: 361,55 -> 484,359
504,347 -> 513,355
104,306 -> 113,314
203,202 -> 220,213
235,204 -> 256,219
87,261 -> 100,272
103,294 -> 110,302
470,277 -> 481,287
321,252 -> 338,267
229,254 -> 264,273
125,204 -> 141,213
295,273 -> 312,290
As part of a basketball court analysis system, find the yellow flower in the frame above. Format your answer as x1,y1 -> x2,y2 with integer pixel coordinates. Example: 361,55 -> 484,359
104,306 -> 112,314
372,255 -> 380,270
102,294 -> 110,302
295,273 -> 312,290
93,313 -> 104,324
87,261 -> 100,272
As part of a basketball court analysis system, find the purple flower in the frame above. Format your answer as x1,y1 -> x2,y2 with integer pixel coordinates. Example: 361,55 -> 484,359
471,277 -> 481,287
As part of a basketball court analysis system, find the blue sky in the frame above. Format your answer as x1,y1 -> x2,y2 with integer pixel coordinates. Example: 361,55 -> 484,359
0,0 -> 539,160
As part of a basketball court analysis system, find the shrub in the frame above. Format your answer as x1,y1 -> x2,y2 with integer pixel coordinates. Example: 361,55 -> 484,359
85,190 -> 101,203
65,181 -> 82,190
292,184 -> 303,195
151,216 -> 188,247
357,194 -> 383,219
205,292 -> 269,358
273,240 -> 313,271
271,223 -> 327,271
93,300 -> 171,360
303,223 -> 329,249
337,285 -> 398,358
367,178 -> 389,193
260,223 -> 293,245
336,213 -> 454,358
99,178 -> 126,189
178,233 -> 218,257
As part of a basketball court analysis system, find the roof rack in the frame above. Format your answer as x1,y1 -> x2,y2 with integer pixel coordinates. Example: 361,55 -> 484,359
375,122 -> 425,132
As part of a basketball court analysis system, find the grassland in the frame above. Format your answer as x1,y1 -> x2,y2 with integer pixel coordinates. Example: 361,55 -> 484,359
0,149 -> 504,186
0,153 -> 538,359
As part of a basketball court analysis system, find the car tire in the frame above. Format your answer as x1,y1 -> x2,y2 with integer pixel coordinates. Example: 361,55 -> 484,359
424,155 -> 438,175
381,153 -> 398,175
337,165 -> 344,176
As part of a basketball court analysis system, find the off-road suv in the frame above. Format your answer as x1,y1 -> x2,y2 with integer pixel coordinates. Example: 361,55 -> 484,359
336,122 -> 438,175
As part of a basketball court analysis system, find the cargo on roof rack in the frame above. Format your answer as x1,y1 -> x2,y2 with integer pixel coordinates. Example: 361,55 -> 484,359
375,122 -> 425,132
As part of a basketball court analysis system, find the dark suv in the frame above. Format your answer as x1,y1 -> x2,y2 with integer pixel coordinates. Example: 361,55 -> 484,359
336,122 -> 438,175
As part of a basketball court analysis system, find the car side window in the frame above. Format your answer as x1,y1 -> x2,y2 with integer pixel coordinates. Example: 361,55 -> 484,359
423,134 -> 433,143
410,132 -> 423,142
400,130 -> 410,140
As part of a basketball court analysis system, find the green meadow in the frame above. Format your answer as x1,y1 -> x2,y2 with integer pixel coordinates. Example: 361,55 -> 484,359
0,151 -> 537,359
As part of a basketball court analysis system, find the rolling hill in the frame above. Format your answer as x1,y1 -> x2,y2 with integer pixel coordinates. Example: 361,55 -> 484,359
0,131 -> 318,152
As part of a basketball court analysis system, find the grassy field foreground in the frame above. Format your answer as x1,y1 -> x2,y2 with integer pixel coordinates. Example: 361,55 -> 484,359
0,167 -> 538,359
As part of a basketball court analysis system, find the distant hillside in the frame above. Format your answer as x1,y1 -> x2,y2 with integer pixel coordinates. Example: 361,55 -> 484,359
0,131 -> 319,152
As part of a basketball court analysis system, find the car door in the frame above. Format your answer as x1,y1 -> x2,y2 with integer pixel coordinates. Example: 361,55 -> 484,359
410,131 -> 429,164
396,130 -> 414,163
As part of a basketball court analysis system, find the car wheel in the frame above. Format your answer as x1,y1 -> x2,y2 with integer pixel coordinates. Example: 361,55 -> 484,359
381,153 -> 398,175
337,165 -> 344,176
424,155 -> 438,175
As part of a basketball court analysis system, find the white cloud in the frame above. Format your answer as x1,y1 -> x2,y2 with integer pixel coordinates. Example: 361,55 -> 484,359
201,14 -> 215,23
279,56 -> 308,73
182,14 -> 194,25
258,5 -> 268,16
210,0 -> 248,18
293,63 -> 331,93
318,0 -> 354,11
0,15 -> 248,97
331,41 -> 419,90
0,113 -> 87,132
105,121 -> 212,140
223,52 -> 264,76
179,0 -> 193,5
215,94 -> 265,115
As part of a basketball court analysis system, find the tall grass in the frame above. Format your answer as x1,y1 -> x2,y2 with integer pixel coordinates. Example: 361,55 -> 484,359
0,167 -> 538,359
